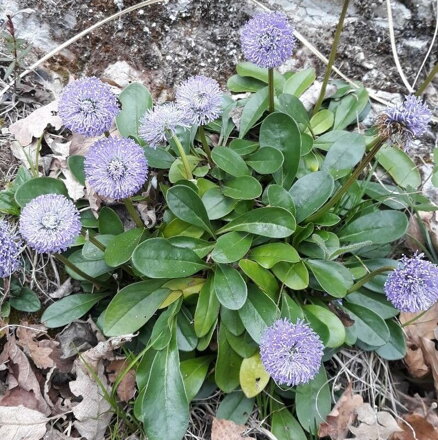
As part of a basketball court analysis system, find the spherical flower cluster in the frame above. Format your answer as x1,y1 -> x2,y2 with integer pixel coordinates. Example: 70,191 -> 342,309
58,77 -> 120,137
240,12 -> 296,69
260,318 -> 324,387
384,253 -> 438,312
139,103 -> 188,149
0,219 -> 22,278
377,95 -> 432,147
19,194 -> 82,254
85,137 -> 148,200
176,75 -> 223,126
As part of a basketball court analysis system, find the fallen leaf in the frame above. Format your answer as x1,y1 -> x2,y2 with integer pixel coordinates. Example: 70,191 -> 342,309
0,405 -> 48,440
0,387 -> 42,411
347,403 -> 402,440
391,413 -> 438,440
57,321 -> 99,359
107,359 -> 136,402
211,417 -> 255,440
319,383 -> 364,440
16,325 -> 55,370
9,101 -> 62,146
9,139 -> 39,169
62,168 -> 85,201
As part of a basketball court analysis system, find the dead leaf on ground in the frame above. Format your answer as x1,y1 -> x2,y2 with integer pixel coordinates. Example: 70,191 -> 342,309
107,359 -> 136,402
319,382 -> 364,440
0,405 -> 48,440
347,403 -> 402,440
211,417 -> 255,440
16,325 -> 55,370
391,413 -> 438,440
9,100 -> 62,146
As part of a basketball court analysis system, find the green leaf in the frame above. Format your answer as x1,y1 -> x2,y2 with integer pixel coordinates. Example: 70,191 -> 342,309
68,155 -> 86,185
212,146 -> 250,177
66,250 -> 111,280
194,278 -> 219,337
180,356 -> 213,402
169,236 -> 214,259
222,176 -> 262,200
211,232 -> 252,263
249,242 -> 300,269
229,139 -> 259,156
303,304 -> 345,347
163,218 -> 204,238
82,234 -> 114,260
221,307 -> 245,336
272,261 -> 309,290
306,260 -> 354,298
239,87 -> 269,138
246,147 -> 284,174
104,228 -> 145,267
103,280 -> 170,336
15,177 -> 68,207
239,353 -> 269,398
277,94 -> 310,125
132,238 -> 209,278
215,325 -> 242,393
237,62 -> 285,90
289,171 -> 334,223
239,259 -> 279,299
202,188 -> 237,220
227,74 -> 265,93
116,82 -> 152,139
296,367 -> 331,434
310,109 -> 334,135
135,333 -> 189,440
224,328 -> 258,358
10,287 -> 41,312
346,289 -> 398,320
375,320 -> 406,360
143,147 -> 175,169
342,302 -> 390,346
259,112 -> 301,188
216,392 -> 254,425
322,132 -> 366,179
98,207 -> 124,235
217,207 -> 296,238
333,87 -> 369,130
283,68 -> 316,97
376,145 -> 421,189
166,185 -> 214,237
169,156 -> 200,183
339,210 -> 408,244
42,293 -> 107,328
176,308 -> 198,351
214,264 -> 248,310
266,184 -> 296,214
281,295 -> 304,321
271,405 -> 307,440
238,285 -> 278,343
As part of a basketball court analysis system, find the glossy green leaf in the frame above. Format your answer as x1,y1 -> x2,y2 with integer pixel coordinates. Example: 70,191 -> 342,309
333,87 -> 369,130
239,353 -> 269,398
216,392 -> 254,425
214,264 -> 248,310
221,307 -> 245,336
239,259 -> 279,298
237,62 -> 285,89
249,242 -> 300,269
211,232 -> 252,263
246,147 -> 284,174
103,280 -> 170,336
239,87 -> 269,138
176,308 -> 198,351
346,289 -> 398,319
98,207 -> 124,235
310,109 -> 334,135
217,207 -> 296,238
180,356 -> 213,402
266,184 -> 296,214
224,328 -> 258,358
212,146 -> 250,177
104,227 -> 145,267
272,261 -> 309,290
222,176 -> 262,200
227,74 -> 265,93
281,295 -> 304,321
375,320 -> 406,360
289,171 -> 334,223
66,250 -> 111,280
229,139 -> 259,156
143,147 -> 175,169
169,236 -> 214,259
82,234 -> 114,260
277,93 -> 309,125
283,68 -> 316,97
67,155 -> 86,185
163,218 -> 204,238
202,187 -> 237,220
132,238 -> 209,278
271,405 -> 307,440
194,278 -> 219,337
15,177 -> 68,207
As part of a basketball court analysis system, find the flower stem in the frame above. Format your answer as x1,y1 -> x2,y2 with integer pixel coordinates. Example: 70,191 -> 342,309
401,310 -> 428,328
198,126 -> 213,166
33,135 -> 43,177
312,0 -> 351,116
415,63 -> 438,97
172,134 -> 193,180
55,253 -> 103,289
124,198 -> 144,229
347,266 -> 395,294
268,68 -> 275,113
307,135 -> 385,222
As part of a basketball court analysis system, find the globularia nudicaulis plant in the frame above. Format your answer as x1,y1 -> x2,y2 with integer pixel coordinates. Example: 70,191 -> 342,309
1,10 -> 436,440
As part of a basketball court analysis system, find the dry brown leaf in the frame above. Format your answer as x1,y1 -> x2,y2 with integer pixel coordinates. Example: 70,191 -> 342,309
347,403 -> 402,440
107,359 -> 136,402
0,387 -> 42,411
391,414 -> 438,440
9,101 -> 62,146
16,325 -> 55,370
319,383 -> 364,440
211,418 -> 255,440
0,405 -> 48,440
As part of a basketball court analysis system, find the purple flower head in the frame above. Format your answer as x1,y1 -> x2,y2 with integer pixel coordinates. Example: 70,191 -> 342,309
240,12 -> 296,69
176,75 -> 223,126
0,219 -> 22,278
19,194 -> 82,254
58,77 -> 120,137
384,253 -> 438,312
260,318 -> 324,387
85,137 -> 148,200
139,103 -> 188,149
378,95 -> 432,147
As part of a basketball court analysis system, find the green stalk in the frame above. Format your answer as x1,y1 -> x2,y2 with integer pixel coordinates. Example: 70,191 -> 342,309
307,135 -> 385,222
124,198 -> 144,229
268,68 -> 275,112
55,254 -> 103,289
415,63 -> 438,97
172,133 -> 193,180
33,135 -> 43,177
347,266 -> 394,294
312,0 -> 351,116
401,310 -> 428,328
198,125 -> 213,166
